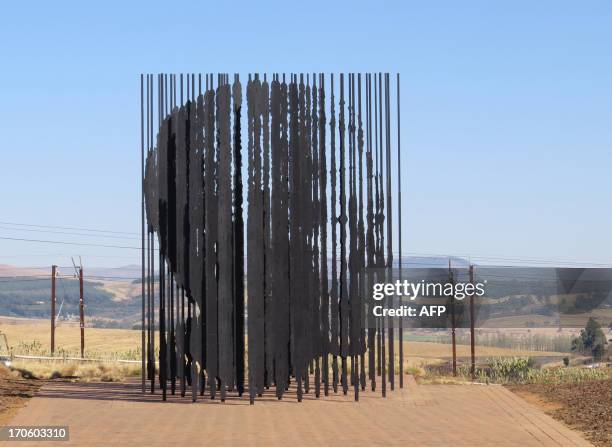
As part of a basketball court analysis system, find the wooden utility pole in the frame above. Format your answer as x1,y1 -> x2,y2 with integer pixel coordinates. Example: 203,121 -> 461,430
51,265 -> 57,356
79,266 -> 85,358
449,259 -> 457,376
469,264 -> 476,380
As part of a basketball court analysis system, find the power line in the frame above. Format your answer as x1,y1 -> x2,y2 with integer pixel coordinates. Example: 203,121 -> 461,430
0,236 -> 149,251
0,274 -> 153,282
0,254 -> 143,260
0,225 -> 140,240
0,222 -> 607,267
0,233 -> 608,267
0,277 -> 50,282
0,221 -> 138,236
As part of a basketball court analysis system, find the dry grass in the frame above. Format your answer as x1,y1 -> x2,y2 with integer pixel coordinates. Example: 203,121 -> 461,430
379,341 -> 565,381
1,317 -> 144,360
2,318 -> 147,382
2,317 -> 567,384
3,318 -> 564,361
482,309 -> 612,329
402,341 -> 565,359
312,340 -> 565,382
97,279 -> 159,302
11,360 -> 141,382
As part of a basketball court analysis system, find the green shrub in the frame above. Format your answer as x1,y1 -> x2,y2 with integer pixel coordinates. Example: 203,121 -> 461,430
488,357 -> 531,381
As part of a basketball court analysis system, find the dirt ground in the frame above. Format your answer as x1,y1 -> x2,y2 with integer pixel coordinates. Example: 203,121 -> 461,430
509,379 -> 612,447
0,365 -> 40,425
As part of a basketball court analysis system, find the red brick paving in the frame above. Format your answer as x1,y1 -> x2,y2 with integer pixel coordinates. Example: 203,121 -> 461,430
3,376 -> 592,446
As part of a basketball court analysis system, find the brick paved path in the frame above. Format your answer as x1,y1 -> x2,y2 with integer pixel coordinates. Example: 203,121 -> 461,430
3,377 -> 591,447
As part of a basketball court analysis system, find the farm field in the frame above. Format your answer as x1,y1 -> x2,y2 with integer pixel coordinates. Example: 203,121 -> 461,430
0,317 -> 141,359
510,377 -> 612,447
1,317 -> 567,363
401,340 -> 565,359
481,310 -> 612,329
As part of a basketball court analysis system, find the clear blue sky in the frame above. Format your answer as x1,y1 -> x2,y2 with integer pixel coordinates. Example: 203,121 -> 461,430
0,0 -> 610,268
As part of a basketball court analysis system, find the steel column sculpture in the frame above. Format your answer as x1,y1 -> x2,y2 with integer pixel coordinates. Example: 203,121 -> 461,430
142,73 -> 403,404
